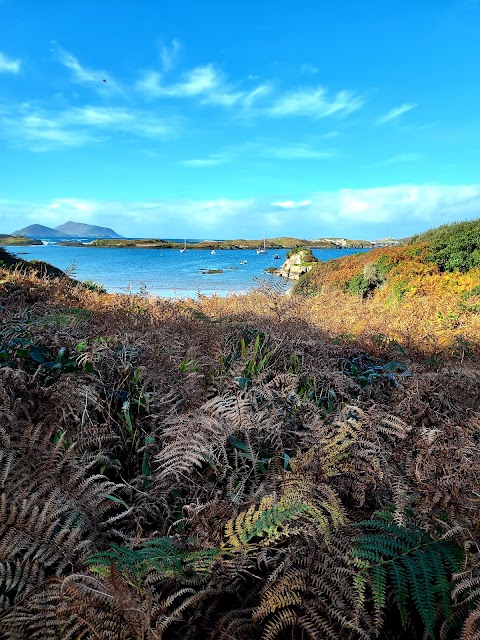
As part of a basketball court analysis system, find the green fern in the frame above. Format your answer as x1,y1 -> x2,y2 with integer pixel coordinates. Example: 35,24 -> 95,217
87,537 -> 223,582
223,495 -> 311,548
353,511 -> 464,638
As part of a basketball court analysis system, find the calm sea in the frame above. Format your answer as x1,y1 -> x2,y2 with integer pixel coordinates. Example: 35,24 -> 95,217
5,240 -> 371,298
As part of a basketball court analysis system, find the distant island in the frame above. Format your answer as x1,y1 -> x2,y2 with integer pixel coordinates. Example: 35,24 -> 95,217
65,236 -> 380,250
11,221 -> 122,239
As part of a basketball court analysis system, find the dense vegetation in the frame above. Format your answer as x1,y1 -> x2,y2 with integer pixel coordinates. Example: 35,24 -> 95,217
0,222 -> 479,640
410,218 -> 480,273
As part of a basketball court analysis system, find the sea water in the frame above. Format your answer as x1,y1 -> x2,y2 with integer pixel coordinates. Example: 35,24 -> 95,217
4,242 -> 371,298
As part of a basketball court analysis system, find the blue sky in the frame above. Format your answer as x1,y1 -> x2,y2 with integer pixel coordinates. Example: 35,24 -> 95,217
1,0 -> 479,240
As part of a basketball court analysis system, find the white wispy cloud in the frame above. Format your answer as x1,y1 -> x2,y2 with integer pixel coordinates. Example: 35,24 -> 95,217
137,64 -> 273,109
241,83 -> 273,108
57,47 -> 122,93
271,200 -> 312,208
160,38 -> 181,72
0,51 -> 21,73
181,153 -> 231,167
135,70 -> 163,96
377,103 -> 417,124
267,87 -> 364,119
137,64 -> 220,98
136,54 -> 359,120
378,152 -> 423,165
2,185 -> 479,238
0,104 -> 177,151
264,145 -> 334,160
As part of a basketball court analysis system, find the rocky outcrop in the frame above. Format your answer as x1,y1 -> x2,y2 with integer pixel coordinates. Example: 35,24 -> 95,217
276,249 -> 319,280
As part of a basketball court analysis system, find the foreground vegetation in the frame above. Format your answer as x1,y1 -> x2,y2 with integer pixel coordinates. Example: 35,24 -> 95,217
0,223 -> 479,639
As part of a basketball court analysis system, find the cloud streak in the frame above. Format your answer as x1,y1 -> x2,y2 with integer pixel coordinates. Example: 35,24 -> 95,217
377,152 -> 423,165
264,145 -> 334,159
135,48 -> 361,119
0,104 -> 178,151
0,51 -> 21,73
377,103 -> 417,124
180,153 -> 232,167
160,39 -> 181,72
271,200 -> 312,208
267,87 -> 363,119
57,47 -> 122,93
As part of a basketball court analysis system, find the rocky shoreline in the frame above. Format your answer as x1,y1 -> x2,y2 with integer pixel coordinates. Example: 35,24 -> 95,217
274,248 -> 320,280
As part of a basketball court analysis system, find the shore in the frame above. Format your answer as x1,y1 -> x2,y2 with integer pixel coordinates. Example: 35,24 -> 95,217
58,236 -> 373,250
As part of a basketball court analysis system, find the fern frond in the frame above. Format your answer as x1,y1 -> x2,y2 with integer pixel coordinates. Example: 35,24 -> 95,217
223,495 -> 310,548
223,464 -> 346,550
155,414 -> 227,483
353,512 -> 464,638
254,537 -> 376,640
87,537 -> 224,585
451,557 -> 480,640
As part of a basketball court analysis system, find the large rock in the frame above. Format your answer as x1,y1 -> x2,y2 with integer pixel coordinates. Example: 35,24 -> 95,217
276,249 -> 319,280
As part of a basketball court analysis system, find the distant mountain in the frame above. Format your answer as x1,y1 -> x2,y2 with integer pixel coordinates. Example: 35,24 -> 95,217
12,224 -> 63,238
12,221 -> 122,239
55,221 -> 122,238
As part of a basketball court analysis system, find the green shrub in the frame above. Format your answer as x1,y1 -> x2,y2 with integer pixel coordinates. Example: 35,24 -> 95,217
347,259 -> 391,298
411,218 -> 480,273
375,254 -> 394,277
460,285 -> 480,313
386,279 -> 410,305
347,273 -> 370,297
83,279 -> 107,293
286,246 -> 309,259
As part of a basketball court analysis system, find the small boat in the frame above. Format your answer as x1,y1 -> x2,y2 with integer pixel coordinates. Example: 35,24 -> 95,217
257,233 -> 268,255
273,254 -> 280,259
211,250 -> 216,255
180,238 -> 188,253
240,260 -> 247,265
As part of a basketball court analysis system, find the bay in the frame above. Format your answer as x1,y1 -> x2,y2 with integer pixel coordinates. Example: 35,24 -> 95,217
5,242 -> 371,298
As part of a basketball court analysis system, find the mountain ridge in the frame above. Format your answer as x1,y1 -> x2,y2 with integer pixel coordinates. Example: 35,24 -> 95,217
12,220 -> 122,239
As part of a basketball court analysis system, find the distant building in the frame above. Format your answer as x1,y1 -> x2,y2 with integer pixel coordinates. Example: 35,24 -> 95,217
373,238 -> 400,247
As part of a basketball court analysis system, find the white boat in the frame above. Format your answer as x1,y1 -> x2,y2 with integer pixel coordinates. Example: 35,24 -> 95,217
180,238 -> 188,253
240,260 -> 247,265
257,234 -> 268,255
211,250 -> 216,255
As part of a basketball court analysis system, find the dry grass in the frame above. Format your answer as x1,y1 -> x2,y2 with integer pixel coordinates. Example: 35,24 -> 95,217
1,257 -> 480,639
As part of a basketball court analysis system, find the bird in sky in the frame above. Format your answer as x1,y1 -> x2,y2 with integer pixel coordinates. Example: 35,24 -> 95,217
102,79 -> 107,83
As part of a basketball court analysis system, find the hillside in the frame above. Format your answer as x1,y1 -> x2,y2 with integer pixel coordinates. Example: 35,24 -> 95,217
0,219 -> 479,639
11,224 -> 63,238
292,218 -> 480,353
0,246 -> 66,276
